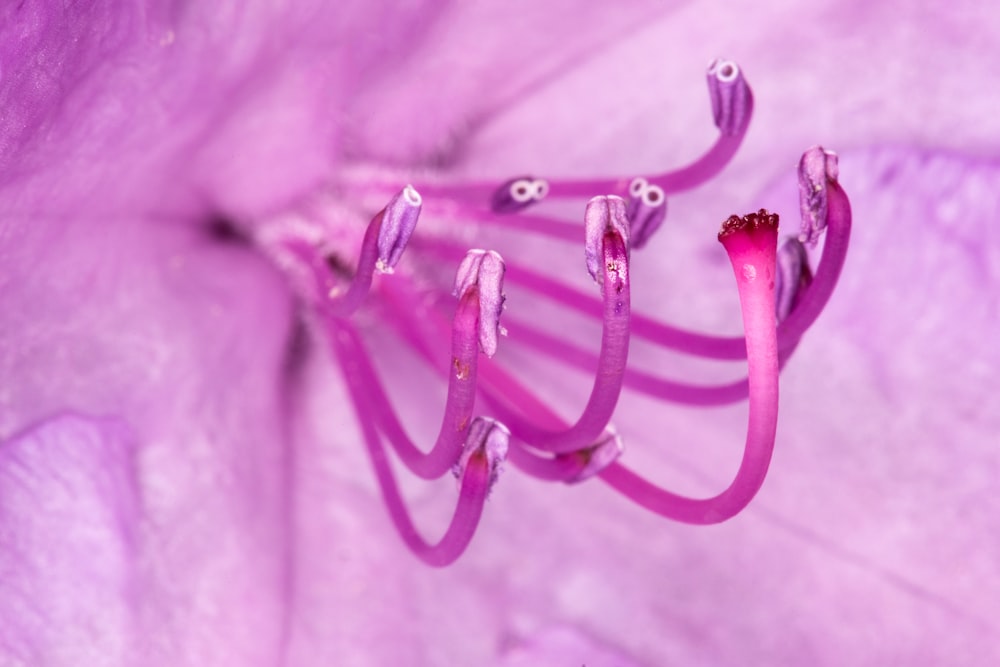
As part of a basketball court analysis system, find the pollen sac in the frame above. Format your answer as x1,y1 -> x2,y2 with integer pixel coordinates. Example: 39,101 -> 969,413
584,195 -> 630,284
706,58 -> 751,136
453,249 -> 507,357
490,176 -> 549,213
774,237 -> 813,322
561,431 -> 625,484
625,177 -> 667,249
376,184 -> 422,273
798,146 -> 839,247
454,417 -> 510,493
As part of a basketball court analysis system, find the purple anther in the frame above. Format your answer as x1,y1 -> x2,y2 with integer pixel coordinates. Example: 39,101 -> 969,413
625,177 -> 667,249
453,417 -> 510,493
706,58 -> 751,136
584,195 -> 630,284
798,146 -> 840,247
376,184 -> 422,273
490,176 -> 549,213
774,237 -> 813,322
562,431 -> 625,484
453,249 -> 507,357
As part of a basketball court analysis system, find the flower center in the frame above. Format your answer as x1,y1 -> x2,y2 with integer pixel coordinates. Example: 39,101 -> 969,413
253,60 -> 853,565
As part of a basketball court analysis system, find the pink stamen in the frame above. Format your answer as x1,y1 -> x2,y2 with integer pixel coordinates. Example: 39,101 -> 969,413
414,236 -> 751,359
380,275 -> 624,483
598,209 -> 780,524
502,59 -> 754,203
706,59 -> 752,137
453,416 -> 510,494
336,323 -> 506,567
797,146 -> 840,246
327,185 -> 421,318
331,248 -> 503,481
453,249 -> 507,358
276,46 -> 858,565
514,196 -> 631,453
414,148 -> 850,364
777,148 -> 851,343
357,60 -> 752,216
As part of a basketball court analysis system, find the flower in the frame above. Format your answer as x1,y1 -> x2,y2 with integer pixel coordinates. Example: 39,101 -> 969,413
2,2 -> 999,666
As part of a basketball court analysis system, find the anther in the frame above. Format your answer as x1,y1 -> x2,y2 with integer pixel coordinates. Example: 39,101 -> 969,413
376,184 -> 422,273
707,59 -> 752,136
453,249 -> 507,358
327,185 -> 422,317
777,146 -> 851,349
453,417 -> 510,495
490,176 -> 549,213
560,431 -> 625,484
584,195 -> 630,284
625,178 -> 667,249
774,237 -> 813,323
798,146 -> 840,246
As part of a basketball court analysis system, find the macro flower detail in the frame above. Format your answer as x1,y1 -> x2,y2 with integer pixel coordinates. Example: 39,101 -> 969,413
252,59 -> 854,565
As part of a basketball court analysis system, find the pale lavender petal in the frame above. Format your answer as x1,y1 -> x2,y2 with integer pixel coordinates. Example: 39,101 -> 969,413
0,415 -> 140,665
0,210 -> 296,664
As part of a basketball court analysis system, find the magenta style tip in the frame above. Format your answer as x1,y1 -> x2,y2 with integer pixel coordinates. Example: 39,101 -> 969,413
706,59 -> 752,136
797,146 -> 839,247
453,249 -> 507,358
490,176 -> 549,213
454,417 -> 510,494
718,208 -> 779,250
377,184 -> 423,273
584,195 -> 630,284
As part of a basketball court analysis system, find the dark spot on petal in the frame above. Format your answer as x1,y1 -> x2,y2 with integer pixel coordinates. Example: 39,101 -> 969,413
205,215 -> 248,245
325,252 -> 354,279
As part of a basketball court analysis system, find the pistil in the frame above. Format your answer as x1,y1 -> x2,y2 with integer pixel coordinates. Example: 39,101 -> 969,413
598,209 -> 780,524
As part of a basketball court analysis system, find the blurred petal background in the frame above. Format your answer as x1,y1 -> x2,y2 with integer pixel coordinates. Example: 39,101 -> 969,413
1,1 -> 997,665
